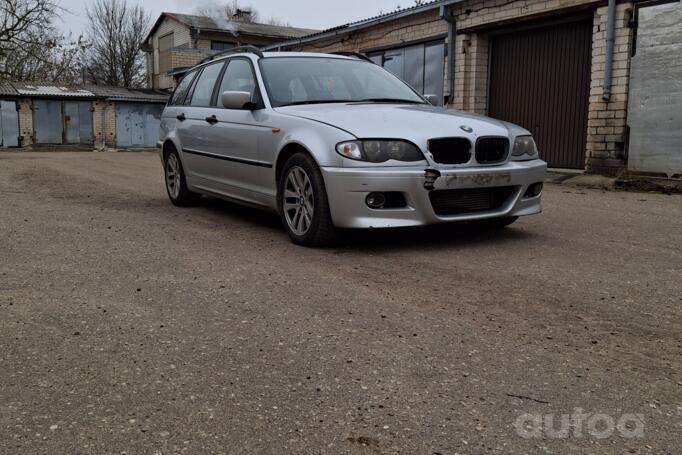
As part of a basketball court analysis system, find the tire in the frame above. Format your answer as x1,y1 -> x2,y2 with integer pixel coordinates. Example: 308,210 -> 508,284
279,153 -> 337,246
164,146 -> 201,207
473,216 -> 519,229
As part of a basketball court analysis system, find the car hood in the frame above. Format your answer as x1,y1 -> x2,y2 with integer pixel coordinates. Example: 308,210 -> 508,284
274,103 -> 527,143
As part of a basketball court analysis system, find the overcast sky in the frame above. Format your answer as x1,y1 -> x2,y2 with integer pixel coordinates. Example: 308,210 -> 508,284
56,0 -> 410,37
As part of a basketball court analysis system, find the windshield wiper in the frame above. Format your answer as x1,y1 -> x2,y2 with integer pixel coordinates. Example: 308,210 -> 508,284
357,98 -> 426,104
279,100 -> 355,107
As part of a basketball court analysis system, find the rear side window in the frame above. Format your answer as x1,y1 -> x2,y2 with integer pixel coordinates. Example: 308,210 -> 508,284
190,62 -> 224,107
169,71 -> 197,105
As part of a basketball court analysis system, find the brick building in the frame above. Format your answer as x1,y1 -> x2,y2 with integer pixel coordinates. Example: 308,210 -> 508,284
266,0 -> 682,177
142,12 -> 316,91
0,83 -> 168,149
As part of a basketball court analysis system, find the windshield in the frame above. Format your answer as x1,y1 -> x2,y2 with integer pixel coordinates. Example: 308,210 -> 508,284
259,57 -> 426,107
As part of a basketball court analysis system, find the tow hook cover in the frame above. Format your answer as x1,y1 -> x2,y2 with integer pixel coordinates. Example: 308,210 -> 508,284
424,169 -> 441,191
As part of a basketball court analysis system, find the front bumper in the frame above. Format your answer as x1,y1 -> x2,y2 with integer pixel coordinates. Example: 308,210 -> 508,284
321,160 -> 547,229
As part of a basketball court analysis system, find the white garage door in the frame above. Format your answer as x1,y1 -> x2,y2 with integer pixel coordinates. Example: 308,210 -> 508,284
115,103 -> 164,148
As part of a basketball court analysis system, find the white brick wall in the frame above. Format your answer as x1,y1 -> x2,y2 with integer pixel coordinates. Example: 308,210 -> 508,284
585,2 -> 633,173
149,17 -> 193,90
17,99 -> 33,147
92,101 -> 116,147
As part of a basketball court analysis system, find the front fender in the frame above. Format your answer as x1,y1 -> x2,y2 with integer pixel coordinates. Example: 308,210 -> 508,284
264,114 -> 356,169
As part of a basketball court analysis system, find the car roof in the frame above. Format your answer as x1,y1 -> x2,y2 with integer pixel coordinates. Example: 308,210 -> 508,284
183,51 -> 363,76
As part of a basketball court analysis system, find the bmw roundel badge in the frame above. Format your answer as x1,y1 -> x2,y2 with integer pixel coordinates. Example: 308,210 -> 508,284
460,125 -> 474,133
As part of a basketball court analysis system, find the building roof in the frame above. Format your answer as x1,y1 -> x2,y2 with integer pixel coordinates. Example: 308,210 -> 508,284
1,82 -> 169,103
85,85 -> 169,103
263,0 -> 460,50
13,82 -> 96,98
145,12 -> 317,44
0,81 -> 18,96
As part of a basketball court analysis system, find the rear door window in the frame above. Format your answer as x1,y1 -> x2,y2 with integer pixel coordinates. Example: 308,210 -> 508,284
189,62 -> 224,107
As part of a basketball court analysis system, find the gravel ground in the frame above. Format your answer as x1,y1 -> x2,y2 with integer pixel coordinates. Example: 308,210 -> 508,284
0,151 -> 680,455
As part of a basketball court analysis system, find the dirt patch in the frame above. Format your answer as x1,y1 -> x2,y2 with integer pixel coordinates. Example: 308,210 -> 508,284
347,436 -> 382,452
615,177 -> 682,195
11,167 -> 165,213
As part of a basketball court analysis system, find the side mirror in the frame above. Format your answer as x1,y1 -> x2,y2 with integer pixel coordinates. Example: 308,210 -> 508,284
424,94 -> 440,106
221,91 -> 255,110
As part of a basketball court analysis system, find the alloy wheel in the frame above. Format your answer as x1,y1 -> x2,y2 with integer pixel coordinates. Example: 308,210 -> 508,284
166,153 -> 181,199
283,166 -> 314,236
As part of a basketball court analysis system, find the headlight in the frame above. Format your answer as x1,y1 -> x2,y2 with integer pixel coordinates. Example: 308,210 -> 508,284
511,135 -> 539,160
336,140 -> 425,163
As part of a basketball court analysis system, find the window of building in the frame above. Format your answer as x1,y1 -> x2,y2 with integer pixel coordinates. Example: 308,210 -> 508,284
190,63 -> 225,106
211,41 -> 235,51
158,33 -> 174,74
368,40 -> 445,105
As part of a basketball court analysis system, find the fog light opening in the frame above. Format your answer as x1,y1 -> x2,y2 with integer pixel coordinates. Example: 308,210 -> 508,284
524,182 -> 544,198
366,192 -> 387,209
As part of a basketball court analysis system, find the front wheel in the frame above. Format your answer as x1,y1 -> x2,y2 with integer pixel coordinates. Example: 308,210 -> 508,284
279,153 -> 337,246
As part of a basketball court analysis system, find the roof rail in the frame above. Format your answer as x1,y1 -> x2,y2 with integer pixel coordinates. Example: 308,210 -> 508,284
199,45 -> 265,65
331,51 -> 374,63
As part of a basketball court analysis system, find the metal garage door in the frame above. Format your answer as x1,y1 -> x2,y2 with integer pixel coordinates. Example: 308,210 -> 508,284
0,100 -> 19,148
115,103 -> 163,148
488,19 -> 592,169
627,1 -> 682,178
64,101 -> 93,144
34,100 -> 63,144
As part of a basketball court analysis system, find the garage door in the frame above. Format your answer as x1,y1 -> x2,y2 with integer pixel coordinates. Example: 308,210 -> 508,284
0,100 -> 19,148
34,100 -> 63,144
115,103 -> 164,148
488,19 -> 592,169
64,101 -> 93,144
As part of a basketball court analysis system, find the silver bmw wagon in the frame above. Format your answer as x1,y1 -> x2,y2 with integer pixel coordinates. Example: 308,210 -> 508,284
159,47 -> 547,246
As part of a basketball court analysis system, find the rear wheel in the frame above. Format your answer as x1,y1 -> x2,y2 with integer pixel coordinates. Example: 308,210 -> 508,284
164,146 -> 200,207
279,153 -> 337,246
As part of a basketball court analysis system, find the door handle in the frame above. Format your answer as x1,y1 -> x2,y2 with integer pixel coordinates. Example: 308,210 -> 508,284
205,115 -> 218,125
176,113 -> 186,121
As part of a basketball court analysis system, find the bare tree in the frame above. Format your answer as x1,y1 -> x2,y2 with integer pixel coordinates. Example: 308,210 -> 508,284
3,30 -> 86,84
84,0 -> 150,88
0,0 -> 76,81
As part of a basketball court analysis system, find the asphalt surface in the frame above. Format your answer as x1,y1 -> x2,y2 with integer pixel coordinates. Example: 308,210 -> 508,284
0,151 -> 680,455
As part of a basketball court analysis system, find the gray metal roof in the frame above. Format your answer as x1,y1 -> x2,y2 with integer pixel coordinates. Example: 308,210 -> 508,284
159,13 -> 317,39
85,85 -> 169,103
1,82 -> 168,102
264,0 -> 460,50
12,82 -> 96,98
0,81 -> 18,96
